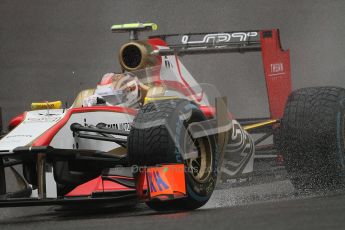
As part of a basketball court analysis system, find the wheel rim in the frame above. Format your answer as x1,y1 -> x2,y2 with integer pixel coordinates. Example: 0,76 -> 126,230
185,132 -> 213,183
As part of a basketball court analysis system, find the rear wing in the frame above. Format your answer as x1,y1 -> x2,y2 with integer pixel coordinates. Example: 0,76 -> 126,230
151,30 -> 261,55
150,29 -> 291,119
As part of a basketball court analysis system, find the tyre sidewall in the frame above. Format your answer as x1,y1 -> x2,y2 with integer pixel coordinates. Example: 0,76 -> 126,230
279,87 -> 345,189
167,101 -> 217,202
334,92 -> 345,180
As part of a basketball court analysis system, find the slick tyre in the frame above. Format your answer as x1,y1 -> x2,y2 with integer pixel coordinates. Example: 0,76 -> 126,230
128,99 -> 218,211
277,87 -> 345,191
0,158 -> 6,195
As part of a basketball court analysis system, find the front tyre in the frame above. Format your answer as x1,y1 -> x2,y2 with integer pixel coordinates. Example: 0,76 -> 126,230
128,99 -> 218,211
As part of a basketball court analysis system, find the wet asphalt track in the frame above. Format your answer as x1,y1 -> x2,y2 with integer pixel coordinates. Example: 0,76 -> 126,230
1,176 -> 345,230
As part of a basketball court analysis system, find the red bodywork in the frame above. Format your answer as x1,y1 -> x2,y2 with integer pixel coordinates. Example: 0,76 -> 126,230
66,176 -> 135,197
32,106 -> 137,147
136,164 -> 186,201
67,164 -> 186,200
8,113 -> 25,131
260,30 -> 291,119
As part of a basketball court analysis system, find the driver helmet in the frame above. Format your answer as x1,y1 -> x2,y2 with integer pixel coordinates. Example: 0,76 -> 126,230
95,72 -> 140,107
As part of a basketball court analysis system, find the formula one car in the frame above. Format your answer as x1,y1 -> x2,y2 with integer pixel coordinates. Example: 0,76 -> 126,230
1,22 -> 345,211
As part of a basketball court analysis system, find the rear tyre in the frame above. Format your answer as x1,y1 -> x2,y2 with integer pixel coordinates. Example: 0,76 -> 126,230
277,87 -> 345,190
0,158 -> 6,195
128,99 -> 218,211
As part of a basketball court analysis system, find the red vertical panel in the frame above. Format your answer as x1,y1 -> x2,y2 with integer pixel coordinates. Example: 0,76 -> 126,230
261,30 -> 292,119
136,169 -> 148,200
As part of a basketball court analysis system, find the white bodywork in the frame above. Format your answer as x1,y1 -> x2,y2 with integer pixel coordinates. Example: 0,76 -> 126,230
50,110 -> 133,151
0,107 -> 135,198
0,108 -> 134,153
0,110 -> 65,153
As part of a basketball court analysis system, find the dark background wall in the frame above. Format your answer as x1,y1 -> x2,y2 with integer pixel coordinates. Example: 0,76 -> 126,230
1,0 -> 345,127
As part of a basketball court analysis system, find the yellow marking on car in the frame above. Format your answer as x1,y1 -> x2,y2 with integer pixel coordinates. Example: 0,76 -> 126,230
31,101 -> 62,110
144,96 -> 178,105
244,119 -> 278,131
111,23 -> 158,31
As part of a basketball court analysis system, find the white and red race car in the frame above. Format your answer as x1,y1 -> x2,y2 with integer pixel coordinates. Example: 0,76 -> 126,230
0,23 -> 345,211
